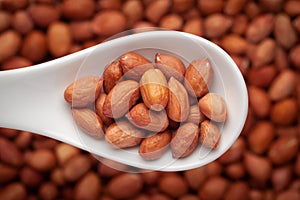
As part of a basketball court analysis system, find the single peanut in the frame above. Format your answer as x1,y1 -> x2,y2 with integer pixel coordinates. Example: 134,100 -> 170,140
171,123 -> 199,158
0,30 -> 21,62
184,58 -> 213,97
200,120 -> 221,149
64,76 -> 103,108
105,121 -> 144,149
199,93 -> 227,122
103,61 -> 123,93
155,53 -> 186,82
107,174 -> 143,199
103,80 -> 140,118
139,130 -> 171,160
140,69 -> 169,111
126,103 -> 169,132
119,51 -> 153,81
167,77 -> 190,122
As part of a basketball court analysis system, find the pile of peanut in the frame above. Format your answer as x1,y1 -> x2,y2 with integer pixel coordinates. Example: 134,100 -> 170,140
64,52 -> 227,160
1,0 -> 300,199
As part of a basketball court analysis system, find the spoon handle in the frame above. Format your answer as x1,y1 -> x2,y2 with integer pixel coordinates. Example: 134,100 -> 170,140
0,53 -> 87,148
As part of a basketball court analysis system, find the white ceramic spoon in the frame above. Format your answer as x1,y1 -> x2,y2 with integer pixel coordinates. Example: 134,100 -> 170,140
0,31 -> 248,171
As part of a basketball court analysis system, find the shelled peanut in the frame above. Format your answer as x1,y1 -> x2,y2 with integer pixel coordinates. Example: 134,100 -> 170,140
64,52 -> 228,160
1,0 -> 300,199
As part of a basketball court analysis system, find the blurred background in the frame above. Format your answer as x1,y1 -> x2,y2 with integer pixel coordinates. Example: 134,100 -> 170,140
0,0 -> 299,199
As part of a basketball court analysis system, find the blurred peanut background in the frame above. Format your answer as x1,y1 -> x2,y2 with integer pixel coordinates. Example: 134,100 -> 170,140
0,0 -> 300,199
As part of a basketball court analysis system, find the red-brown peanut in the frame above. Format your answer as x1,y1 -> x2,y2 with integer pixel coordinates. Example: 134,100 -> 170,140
1,0 -> 28,11
284,0 -> 300,16
204,14 -> 232,39
251,38 -> 276,68
225,162 -> 245,179
198,176 -> 228,200
62,155 -> 92,182
289,45 -> 300,69
39,182 -> 58,200
12,11 -> 33,34
62,0 -> 95,21
270,98 -> 298,126
183,167 -> 207,190
248,86 -> 271,118
70,21 -> 94,42
0,137 -> 23,167
159,173 -> 188,198
224,182 -> 249,200
274,13 -> 297,49
182,18 -> 203,36
0,30 -> 21,62
122,0 -> 143,27
218,137 -> 246,164
0,11 -> 11,32
145,0 -> 170,24
247,65 -> 277,88
269,69 -> 297,101
98,0 -> 121,10
74,172 -> 101,200
231,14 -> 248,35
0,163 -> 18,183
0,183 -> 27,200
107,174 -> 143,199
26,149 -> 56,172
246,14 -> 274,43
259,0 -> 283,12
268,135 -> 299,165
21,30 -> 47,63
248,121 -> 275,154
92,11 -> 127,36
244,152 -> 272,183
172,0 -> 194,13
141,171 -> 161,186
224,0 -> 246,15
159,14 -> 183,30
20,167 -> 44,188
271,165 -> 292,192
47,22 -> 72,58
198,0 -> 224,15
28,4 -> 60,28
221,34 -> 248,54
205,161 -> 223,177
54,143 -> 80,165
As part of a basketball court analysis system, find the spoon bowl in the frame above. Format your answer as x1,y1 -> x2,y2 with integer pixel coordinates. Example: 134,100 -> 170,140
0,31 -> 248,171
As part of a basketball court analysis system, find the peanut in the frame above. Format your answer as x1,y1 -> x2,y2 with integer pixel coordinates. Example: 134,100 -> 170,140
74,172 -> 101,200
171,123 -> 199,158
184,58 -> 213,97
62,0 -> 95,20
0,30 -> 21,62
26,149 -> 56,172
167,77 -> 190,122
107,174 -> 143,199
28,4 -> 60,28
139,130 -> 171,160
72,108 -> 105,139
47,22 -> 72,58
105,121 -> 144,149
140,69 -> 169,111
199,93 -> 227,122
155,53 -> 186,82
92,11 -> 126,36
198,176 -> 229,200
126,103 -> 169,132
21,30 -> 47,63
159,174 -> 188,198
